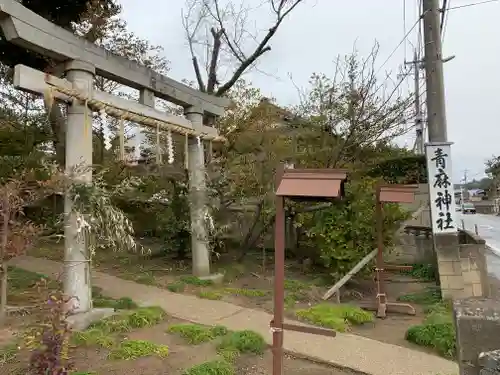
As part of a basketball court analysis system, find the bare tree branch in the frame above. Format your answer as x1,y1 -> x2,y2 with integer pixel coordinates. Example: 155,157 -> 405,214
183,0 -> 305,96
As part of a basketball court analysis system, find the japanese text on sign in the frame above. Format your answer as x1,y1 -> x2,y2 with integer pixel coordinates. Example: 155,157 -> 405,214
426,143 -> 457,234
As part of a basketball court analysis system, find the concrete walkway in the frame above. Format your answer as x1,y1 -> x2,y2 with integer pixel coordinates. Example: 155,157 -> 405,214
10,256 -> 458,375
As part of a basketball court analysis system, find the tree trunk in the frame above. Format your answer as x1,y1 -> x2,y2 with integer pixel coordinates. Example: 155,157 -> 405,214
0,195 -> 9,326
0,265 -> 7,326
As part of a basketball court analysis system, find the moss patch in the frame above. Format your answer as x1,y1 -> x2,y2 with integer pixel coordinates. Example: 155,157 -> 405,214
167,324 -> 228,344
296,304 -> 374,332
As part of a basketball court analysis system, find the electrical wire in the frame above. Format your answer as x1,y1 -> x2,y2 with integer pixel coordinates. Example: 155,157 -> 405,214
448,0 -> 498,10
417,0 -> 424,59
375,13 -> 423,76
403,0 -> 407,62
441,0 -> 451,41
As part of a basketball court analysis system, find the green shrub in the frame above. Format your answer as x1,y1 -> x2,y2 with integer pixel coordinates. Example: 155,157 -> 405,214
405,302 -> 455,358
366,155 -> 427,184
296,304 -> 374,332
297,178 -> 408,276
402,263 -> 438,281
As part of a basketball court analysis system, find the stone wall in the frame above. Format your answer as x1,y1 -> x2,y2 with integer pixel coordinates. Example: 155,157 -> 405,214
393,226 -> 489,300
438,234 -> 488,299
391,226 -> 434,264
454,298 -> 500,375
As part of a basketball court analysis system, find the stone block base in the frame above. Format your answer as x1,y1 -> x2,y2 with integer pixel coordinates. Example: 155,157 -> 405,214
66,308 -> 116,331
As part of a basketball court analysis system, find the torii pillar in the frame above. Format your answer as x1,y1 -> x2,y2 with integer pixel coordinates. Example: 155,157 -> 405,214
63,60 -> 94,315
185,106 -> 211,278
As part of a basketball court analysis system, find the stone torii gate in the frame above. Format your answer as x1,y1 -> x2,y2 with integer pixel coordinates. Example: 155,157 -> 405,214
0,0 -> 229,321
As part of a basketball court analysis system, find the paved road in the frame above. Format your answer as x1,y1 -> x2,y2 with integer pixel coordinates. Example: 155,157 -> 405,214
458,212 -> 500,277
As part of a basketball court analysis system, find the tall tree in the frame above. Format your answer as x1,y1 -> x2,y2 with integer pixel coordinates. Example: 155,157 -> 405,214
486,156 -> 500,193
0,1 -> 169,167
182,0 -> 305,97
295,44 -> 414,169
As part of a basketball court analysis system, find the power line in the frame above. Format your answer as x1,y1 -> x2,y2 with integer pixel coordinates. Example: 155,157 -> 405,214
440,0 -> 450,41
403,0 -> 408,62
376,14 -> 423,75
417,0 -> 424,58
448,0 -> 498,10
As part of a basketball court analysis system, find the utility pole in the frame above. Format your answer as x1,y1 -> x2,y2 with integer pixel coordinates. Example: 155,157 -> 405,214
406,50 -> 424,154
414,52 -> 423,153
460,169 -> 468,207
422,0 -> 448,142
422,0 -> 463,300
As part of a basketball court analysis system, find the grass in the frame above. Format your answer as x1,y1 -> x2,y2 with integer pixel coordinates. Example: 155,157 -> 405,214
167,282 -> 186,293
168,324 -> 265,373
217,330 -> 266,355
284,279 -> 310,292
73,306 -> 166,348
7,267 -> 59,305
180,275 -> 213,286
405,301 -> 455,358
72,328 -> 115,348
0,343 -> 18,365
223,287 -> 268,297
283,279 -> 312,308
108,339 -> 169,360
167,324 -> 228,344
397,287 -> 442,305
198,290 -> 223,300
134,272 -> 156,285
91,287 -> 138,310
402,263 -> 438,281
78,306 -> 166,341
295,304 -> 374,332
72,306 -> 169,364
183,359 -> 235,375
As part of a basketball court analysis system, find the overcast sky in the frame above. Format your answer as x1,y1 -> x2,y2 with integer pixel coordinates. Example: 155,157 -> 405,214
118,0 -> 499,183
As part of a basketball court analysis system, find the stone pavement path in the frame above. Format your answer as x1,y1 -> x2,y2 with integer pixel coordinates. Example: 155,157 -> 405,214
10,256 -> 458,375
